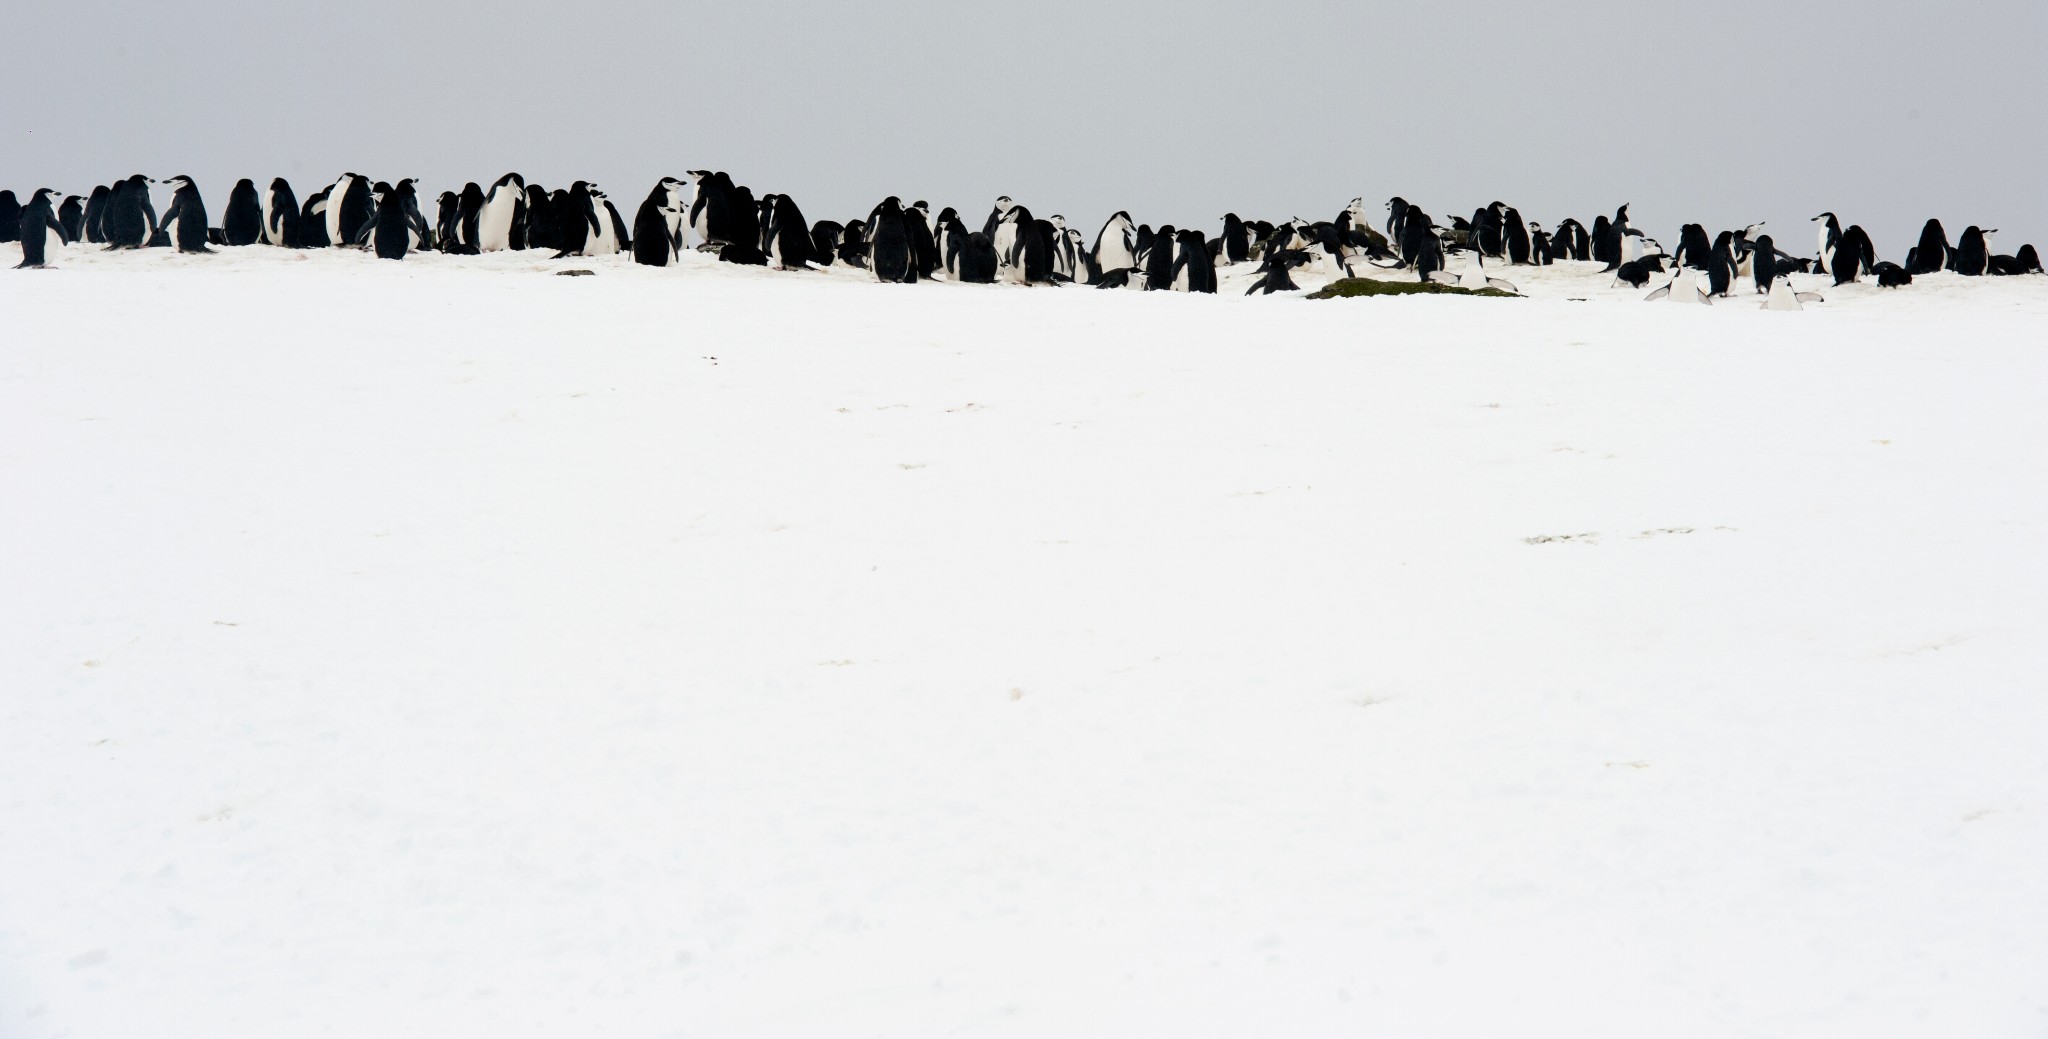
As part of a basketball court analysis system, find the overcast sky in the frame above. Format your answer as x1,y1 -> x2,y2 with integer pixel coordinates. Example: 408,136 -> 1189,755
6,0 -> 2042,259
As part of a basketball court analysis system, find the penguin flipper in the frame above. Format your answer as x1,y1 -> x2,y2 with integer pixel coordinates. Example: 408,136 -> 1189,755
1424,271 -> 1459,286
1643,285 -> 1672,301
1795,292 -> 1825,303
1485,277 -> 1518,293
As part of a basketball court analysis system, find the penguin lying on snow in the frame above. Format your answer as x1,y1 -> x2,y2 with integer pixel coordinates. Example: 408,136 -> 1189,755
1988,245 -> 2041,275
1760,279 -> 1825,311
1610,256 -> 1665,288
1645,267 -> 1711,304
1872,262 -> 1913,288
1243,249 -> 1311,295
1091,267 -> 1149,290
1427,249 -> 1517,293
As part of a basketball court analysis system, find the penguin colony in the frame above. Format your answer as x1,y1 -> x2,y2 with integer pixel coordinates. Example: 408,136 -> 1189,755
5,175 -> 2042,306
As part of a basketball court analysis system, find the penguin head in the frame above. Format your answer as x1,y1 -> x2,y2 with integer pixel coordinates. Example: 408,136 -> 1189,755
1049,214 -> 1065,230
1812,212 -> 1835,223
163,175 -> 193,189
994,195 -> 1014,211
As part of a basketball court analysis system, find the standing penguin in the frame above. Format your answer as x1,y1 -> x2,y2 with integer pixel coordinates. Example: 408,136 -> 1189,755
1385,197 -> 1412,252
476,173 -> 527,252
12,189 -> 67,268
326,173 -> 373,249
434,192 -> 463,251
1831,225 -> 1873,284
455,182 -> 486,252
1064,228 -> 1092,283
868,196 -> 916,283
765,192 -> 814,270
1141,222 -> 1177,290
1010,206 -> 1055,285
519,184 -> 553,251
981,195 -> 1015,241
1092,211 -> 1137,274
582,189 -> 623,254
632,177 -> 691,266
299,188 -> 331,247
82,185 -> 112,243
0,191 -> 19,242
1706,231 -> 1738,296
811,220 -> 843,268
837,220 -> 869,267
1593,205 -> 1630,267
1673,224 -> 1712,269
549,182 -> 600,258
1906,218 -> 1952,274
1751,234 -> 1783,294
1219,213 -> 1250,264
262,178 -> 302,247
1552,219 -> 1588,261
904,201 -> 940,278
58,195 -> 86,243
1812,212 -> 1842,273
372,179 -> 427,260
222,179 -> 263,245
1954,226 -> 1992,276
1397,207 -> 1445,282
102,175 -> 156,249
156,176 -> 213,253
955,232 -> 999,284
1502,206 -> 1532,264
1171,229 -> 1218,293
1048,215 -> 1079,281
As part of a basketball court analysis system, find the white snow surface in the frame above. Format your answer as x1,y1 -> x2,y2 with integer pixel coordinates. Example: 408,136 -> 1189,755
5,241 -> 2048,1038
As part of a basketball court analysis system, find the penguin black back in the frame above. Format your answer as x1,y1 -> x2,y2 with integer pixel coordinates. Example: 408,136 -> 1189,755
13,189 -> 65,268
1954,226 -> 1990,276
0,191 -> 21,243
298,188 -> 331,248
956,231 -> 998,284
58,196 -> 85,242
222,179 -> 263,245
373,179 -> 424,260
457,183 -> 485,250
265,178 -> 302,247
633,180 -> 680,266
1502,207 -> 1531,264
766,193 -> 814,270
1707,231 -> 1737,296
867,197 -> 915,283
83,185 -> 111,243
158,176 -> 213,253
1221,213 -> 1250,263
551,182 -> 597,258
1907,219 -> 1951,275
809,221 -> 842,267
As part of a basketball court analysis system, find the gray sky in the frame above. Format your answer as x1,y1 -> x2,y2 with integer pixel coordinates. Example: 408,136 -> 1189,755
7,0 -> 2043,259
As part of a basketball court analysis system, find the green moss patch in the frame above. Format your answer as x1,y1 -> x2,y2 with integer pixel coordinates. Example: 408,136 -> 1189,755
1306,277 -> 1518,299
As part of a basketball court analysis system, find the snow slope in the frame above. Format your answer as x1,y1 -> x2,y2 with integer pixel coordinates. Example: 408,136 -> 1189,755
4,241 -> 2047,1038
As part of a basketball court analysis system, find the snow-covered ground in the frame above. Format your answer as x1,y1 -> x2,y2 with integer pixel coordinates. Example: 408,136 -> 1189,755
5,241 -> 2047,1038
